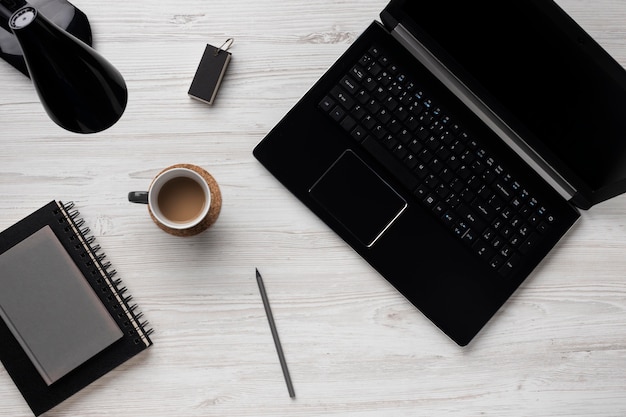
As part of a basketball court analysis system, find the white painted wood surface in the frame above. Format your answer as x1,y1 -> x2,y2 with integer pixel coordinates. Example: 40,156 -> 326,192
2,0 -> 626,416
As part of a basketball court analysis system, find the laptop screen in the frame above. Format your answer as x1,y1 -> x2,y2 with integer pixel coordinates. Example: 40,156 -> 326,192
391,0 -> 626,204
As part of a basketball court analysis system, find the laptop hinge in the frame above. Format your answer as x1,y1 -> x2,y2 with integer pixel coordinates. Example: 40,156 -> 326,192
392,23 -> 577,201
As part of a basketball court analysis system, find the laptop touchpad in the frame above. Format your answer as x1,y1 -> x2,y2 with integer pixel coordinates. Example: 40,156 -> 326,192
309,150 -> 407,247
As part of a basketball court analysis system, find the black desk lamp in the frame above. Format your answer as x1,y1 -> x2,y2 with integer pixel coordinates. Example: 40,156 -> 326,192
0,0 -> 127,133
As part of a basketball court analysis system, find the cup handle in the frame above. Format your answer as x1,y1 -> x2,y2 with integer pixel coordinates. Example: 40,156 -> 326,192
128,191 -> 149,204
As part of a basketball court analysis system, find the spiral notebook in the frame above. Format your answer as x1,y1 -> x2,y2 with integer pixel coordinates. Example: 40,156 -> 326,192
0,201 -> 153,416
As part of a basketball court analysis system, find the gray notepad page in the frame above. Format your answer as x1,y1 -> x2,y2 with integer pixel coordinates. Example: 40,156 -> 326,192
0,226 -> 123,386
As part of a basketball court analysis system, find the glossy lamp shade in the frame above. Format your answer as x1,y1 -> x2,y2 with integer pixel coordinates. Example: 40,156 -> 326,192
3,4 -> 127,133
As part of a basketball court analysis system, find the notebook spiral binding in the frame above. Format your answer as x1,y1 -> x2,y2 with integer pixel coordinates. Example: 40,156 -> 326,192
54,201 -> 154,347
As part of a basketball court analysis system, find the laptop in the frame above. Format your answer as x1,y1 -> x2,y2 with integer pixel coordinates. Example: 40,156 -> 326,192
253,0 -> 626,346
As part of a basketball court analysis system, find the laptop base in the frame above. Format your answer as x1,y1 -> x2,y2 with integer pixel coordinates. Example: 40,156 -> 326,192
254,21 -> 580,346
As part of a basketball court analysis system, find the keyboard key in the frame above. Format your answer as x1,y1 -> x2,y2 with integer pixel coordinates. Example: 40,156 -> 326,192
418,148 -> 433,163
457,165 -> 472,180
489,255 -> 505,270
329,106 -> 345,122
414,163 -> 429,179
500,206 -> 514,220
528,213 -> 541,225
414,185 -> 429,199
416,126 -> 430,141
363,76 -> 377,91
428,157 -> 444,174
494,181 -> 513,201
491,217 -> 504,230
499,254 -> 520,277
424,194 -> 438,208
433,202 -> 448,217
462,229 -> 478,245
491,236 -> 505,250
351,104 -> 366,120
359,53 -> 372,67
518,224 -> 531,237
384,96 -> 399,111
362,114 -> 376,129
459,188 -> 475,203
452,221 -> 469,238
393,143 -> 408,159
423,174 -> 439,189
441,211 -> 457,227
350,125 -> 367,142
435,184 -> 451,199
500,225 -> 514,238
403,153 -> 419,170
355,89 -> 370,104
319,96 -> 335,112
488,194 -> 505,211
377,108 -> 391,124
368,62 -> 383,76
499,245 -> 514,258
446,193 -> 461,208
388,118 -> 402,133
381,134 -> 398,150
509,234 -> 523,247
396,106 -> 409,121
340,116 -> 356,132
372,125 -> 388,140
473,240 -> 495,260
440,168 -> 454,183
398,129 -> 412,144
482,228 -> 496,241
373,86 -> 387,100
368,46 -> 381,57
537,221 -> 548,233
340,76 -> 359,94
330,86 -> 355,110
350,65 -> 366,81
366,98 -> 381,114
447,154 -> 461,170
519,232 -> 539,255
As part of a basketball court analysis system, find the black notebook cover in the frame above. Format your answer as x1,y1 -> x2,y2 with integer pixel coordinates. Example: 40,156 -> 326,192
0,201 -> 153,416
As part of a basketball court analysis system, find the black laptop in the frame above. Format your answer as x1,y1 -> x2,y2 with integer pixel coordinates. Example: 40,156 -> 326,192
253,0 -> 626,346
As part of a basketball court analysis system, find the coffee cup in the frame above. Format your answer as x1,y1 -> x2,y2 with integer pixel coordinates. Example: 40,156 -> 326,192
129,164 -> 221,236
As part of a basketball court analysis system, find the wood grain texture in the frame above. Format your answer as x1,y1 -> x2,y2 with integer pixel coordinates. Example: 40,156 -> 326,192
2,0 -> 626,416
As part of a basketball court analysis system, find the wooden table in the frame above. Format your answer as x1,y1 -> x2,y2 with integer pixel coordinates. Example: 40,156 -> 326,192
1,1 -> 626,416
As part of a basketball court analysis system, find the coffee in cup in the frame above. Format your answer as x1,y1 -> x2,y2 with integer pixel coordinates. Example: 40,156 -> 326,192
129,163 -> 221,236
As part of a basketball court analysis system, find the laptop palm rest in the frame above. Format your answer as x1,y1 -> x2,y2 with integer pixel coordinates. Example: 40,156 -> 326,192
309,150 -> 407,247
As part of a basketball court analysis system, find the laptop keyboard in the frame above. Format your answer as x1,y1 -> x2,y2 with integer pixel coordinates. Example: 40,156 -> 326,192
318,45 -> 556,277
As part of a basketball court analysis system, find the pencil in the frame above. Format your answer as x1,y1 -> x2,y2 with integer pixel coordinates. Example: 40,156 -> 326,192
255,268 -> 296,398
